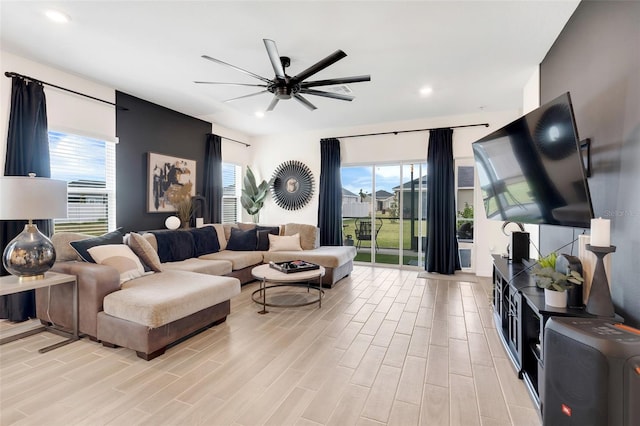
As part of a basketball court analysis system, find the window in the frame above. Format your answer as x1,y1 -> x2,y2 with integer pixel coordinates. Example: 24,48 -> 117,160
222,163 -> 242,223
49,131 -> 116,235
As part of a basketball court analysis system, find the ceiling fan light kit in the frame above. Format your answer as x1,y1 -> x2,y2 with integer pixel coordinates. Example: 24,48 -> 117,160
197,39 -> 371,111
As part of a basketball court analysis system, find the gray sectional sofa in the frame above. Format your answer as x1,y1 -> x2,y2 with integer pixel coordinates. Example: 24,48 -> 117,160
35,222 -> 355,360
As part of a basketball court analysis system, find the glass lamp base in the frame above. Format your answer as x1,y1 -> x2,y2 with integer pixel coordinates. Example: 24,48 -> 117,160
2,224 -> 56,280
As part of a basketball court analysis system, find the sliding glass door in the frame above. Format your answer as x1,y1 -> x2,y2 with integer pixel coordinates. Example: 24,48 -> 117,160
341,162 -> 427,267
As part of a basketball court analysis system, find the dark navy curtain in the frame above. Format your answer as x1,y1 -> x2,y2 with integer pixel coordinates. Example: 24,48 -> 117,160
318,138 -> 343,246
203,133 -> 222,224
426,128 -> 460,274
1,77 -> 50,321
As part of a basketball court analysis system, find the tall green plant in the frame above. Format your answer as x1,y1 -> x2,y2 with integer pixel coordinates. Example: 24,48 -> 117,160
241,166 -> 270,222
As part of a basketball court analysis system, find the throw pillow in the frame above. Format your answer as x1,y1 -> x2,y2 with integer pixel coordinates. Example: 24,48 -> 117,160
127,232 -> 163,272
268,233 -> 303,252
256,226 -> 280,251
189,226 -> 220,256
226,227 -> 257,251
150,230 -> 196,263
69,228 -> 124,262
209,224 -> 227,250
87,244 -> 145,284
284,223 -> 318,250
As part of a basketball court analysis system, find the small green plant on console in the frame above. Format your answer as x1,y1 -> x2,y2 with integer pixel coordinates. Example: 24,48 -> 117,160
532,252 -> 584,291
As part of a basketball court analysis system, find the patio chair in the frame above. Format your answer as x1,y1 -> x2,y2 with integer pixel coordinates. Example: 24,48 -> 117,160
354,218 -> 383,251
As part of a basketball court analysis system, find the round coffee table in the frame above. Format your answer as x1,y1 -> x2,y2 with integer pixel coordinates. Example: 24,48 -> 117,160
251,263 -> 325,314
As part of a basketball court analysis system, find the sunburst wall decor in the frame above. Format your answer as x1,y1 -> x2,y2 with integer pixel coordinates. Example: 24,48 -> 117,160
270,160 -> 314,210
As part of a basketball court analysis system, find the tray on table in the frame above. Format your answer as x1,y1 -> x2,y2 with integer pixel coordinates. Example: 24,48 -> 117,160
269,260 -> 320,274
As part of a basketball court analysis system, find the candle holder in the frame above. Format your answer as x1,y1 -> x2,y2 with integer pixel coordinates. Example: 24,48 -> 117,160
585,244 -> 616,317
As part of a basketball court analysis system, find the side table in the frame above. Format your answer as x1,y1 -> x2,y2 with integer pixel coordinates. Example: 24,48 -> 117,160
0,272 -> 79,353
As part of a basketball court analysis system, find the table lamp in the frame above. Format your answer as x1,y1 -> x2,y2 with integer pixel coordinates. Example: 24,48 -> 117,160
0,174 -> 68,281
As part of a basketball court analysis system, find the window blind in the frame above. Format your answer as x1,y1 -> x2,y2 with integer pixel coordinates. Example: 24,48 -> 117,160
49,131 -> 116,235
222,163 -> 241,223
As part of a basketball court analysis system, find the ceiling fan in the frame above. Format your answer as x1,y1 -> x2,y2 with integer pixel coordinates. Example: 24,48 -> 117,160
195,39 -> 371,111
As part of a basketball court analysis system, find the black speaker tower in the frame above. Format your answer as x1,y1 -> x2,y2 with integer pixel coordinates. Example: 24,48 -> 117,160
511,231 -> 530,263
543,317 -> 640,426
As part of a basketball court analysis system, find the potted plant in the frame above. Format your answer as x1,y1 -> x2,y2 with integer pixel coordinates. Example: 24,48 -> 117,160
175,197 -> 192,228
241,166 -> 270,223
532,252 -> 584,307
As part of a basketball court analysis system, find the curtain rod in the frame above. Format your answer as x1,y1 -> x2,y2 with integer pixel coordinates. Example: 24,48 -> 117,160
5,71 -> 128,111
333,122 -> 489,139
221,135 -> 251,147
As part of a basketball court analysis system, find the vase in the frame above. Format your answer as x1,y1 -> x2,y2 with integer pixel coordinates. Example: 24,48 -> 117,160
544,288 -> 567,308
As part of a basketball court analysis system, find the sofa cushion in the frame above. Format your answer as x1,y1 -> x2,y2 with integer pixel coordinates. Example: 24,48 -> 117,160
87,244 -> 146,284
256,226 -> 280,251
127,232 -> 163,272
268,233 -> 302,252
188,226 -> 220,256
102,270 -> 240,328
150,230 -> 195,263
199,250 -> 263,270
52,232 -> 91,261
262,246 -> 357,269
69,228 -> 124,262
211,224 -> 227,250
283,223 -> 319,250
226,227 -> 257,251
161,258 -> 232,276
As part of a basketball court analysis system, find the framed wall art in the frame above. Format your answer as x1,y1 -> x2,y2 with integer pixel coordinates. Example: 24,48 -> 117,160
147,152 -> 196,212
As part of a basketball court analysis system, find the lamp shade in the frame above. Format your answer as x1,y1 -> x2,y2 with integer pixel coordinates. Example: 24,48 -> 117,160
0,176 -> 67,220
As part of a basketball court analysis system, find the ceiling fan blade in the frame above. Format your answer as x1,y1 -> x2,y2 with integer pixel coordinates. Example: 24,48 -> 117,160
223,90 -> 269,102
300,75 -> 371,88
299,88 -> 354,101
263,39 -> 285,79
201,55 -> 272,84
292,50 -> 347,83
194,81 -> 268,87
266,97 -> 280,112
293,94 -> 317,111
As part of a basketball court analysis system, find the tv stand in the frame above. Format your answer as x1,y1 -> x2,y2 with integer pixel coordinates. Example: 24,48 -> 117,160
491,255 -> 621,410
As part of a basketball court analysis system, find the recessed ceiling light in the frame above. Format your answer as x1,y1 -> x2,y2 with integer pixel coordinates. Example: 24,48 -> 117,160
45,10 -> 71,24
254,111 -> 265,118
419,86 -> 433,97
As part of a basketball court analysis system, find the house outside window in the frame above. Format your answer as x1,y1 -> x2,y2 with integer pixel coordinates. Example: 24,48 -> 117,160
222,162 -> 242,223
49,131 -> 116,235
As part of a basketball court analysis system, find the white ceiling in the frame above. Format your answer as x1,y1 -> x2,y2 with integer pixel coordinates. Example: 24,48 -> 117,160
0,1 -> 580,137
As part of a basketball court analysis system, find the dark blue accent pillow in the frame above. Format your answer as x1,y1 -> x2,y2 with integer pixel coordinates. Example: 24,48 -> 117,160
226,227 -> 257,251
189,226 -> 220,256
70,228 -> 124,262
150,230 -> 195,263
256,226 -> 280,251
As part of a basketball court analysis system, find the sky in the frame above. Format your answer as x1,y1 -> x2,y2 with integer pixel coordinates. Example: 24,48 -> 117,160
341,164 -> 427,195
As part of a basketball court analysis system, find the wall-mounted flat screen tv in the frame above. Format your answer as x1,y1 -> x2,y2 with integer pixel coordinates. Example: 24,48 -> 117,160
472,92 -> 593,228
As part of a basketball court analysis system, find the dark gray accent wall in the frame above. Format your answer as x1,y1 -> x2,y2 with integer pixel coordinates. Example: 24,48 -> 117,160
540,1 -> 640,326
115,92 -> 211,232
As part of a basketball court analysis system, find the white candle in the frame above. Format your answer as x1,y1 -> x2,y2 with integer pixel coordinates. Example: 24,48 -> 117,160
196,217 -> 204,228
590,218 -> 610,247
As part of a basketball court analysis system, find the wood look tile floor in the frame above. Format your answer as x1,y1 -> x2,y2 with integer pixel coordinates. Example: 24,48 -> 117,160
0,266 -> 541,426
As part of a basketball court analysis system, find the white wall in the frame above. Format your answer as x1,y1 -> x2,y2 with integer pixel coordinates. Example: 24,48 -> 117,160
210,123 -> 252,166
0,50 -> 117,173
